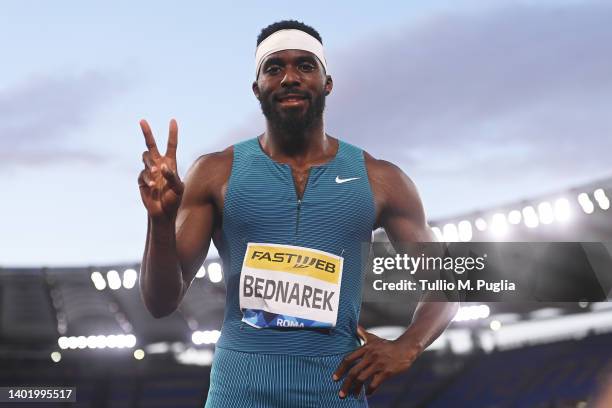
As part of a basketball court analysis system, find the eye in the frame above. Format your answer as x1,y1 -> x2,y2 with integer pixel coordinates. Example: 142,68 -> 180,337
299,62 -> 316,72
265,65 -> 281,75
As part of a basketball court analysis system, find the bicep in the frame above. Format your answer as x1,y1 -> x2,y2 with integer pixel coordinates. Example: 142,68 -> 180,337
378,164 -> 450,299
378,163 -> 433,244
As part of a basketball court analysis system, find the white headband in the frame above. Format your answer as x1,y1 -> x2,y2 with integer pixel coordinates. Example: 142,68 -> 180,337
255,29 -> 328,77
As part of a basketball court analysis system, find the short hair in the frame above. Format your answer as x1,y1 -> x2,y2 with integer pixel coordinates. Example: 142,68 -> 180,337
256,20 -> 323,46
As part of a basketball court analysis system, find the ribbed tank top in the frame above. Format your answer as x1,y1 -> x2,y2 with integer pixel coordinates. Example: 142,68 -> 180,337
217,137 -> 375,355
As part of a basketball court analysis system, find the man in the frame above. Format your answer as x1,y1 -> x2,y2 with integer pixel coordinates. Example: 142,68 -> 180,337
138,20 -> 458,407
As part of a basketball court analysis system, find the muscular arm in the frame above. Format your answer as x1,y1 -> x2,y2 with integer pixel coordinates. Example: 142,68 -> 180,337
140,150 -> 231,318
367,153 -> 459,353
335,154 -> 458,397
366,156 -> 459,354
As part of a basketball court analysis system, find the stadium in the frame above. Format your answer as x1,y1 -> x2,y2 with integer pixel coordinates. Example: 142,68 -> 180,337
2,177 -> 611,407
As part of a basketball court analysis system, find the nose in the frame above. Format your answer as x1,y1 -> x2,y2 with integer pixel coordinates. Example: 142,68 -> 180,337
280,66 -> 301,88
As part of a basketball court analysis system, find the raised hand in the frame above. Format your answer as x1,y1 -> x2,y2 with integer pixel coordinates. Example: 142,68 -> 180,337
138,119 -> 184,220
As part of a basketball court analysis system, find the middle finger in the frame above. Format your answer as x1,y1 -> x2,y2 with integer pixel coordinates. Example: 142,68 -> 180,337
340,357 -> 371,398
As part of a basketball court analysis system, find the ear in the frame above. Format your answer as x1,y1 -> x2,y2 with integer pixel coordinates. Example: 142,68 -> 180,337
252,81 -> 260,99
324,75 -> 333,96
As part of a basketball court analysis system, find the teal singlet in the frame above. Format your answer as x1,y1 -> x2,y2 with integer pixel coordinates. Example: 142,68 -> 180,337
217,137 -> 375,355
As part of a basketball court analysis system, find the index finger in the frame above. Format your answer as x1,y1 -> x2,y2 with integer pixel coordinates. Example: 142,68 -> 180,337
140,119 -> 161,158
165,118 -> 178,159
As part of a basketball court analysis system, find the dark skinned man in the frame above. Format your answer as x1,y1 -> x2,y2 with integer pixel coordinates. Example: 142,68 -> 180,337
138,20 -> 458,407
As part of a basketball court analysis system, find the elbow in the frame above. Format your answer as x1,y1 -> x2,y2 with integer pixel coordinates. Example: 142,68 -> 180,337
141,293 -> 180,319
148,304 -> 177,319
140,277 -> 184,319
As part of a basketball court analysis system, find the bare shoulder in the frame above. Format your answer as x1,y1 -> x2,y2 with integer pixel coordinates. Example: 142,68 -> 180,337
363,151 -> 419,199
191,146 -> 234,176
363,151 -> 423,227
182,146 -> 234,203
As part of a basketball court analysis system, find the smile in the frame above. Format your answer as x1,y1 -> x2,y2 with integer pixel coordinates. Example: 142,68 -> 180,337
277,94 -> 309,103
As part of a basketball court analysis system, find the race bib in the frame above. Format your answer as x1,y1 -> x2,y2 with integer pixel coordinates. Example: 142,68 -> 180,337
239,243 -> 343,329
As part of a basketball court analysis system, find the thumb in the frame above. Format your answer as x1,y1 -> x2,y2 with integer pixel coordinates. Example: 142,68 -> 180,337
357,325 -> 371,345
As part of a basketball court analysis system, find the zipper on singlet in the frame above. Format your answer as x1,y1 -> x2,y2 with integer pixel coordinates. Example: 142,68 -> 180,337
294,168 -> 310,237
296,199 -> 302,235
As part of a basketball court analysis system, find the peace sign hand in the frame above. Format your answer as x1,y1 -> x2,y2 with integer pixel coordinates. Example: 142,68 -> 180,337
138,119 -> 184,220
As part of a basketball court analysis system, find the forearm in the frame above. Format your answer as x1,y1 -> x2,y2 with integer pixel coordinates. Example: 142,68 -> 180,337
140,215 -> 184,318
395,301 -> 459,356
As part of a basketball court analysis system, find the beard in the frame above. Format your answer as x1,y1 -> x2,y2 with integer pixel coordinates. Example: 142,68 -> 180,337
259,89 -> 326,151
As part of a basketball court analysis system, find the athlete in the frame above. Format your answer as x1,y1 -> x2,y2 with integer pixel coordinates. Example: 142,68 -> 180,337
138,20 -> 458,407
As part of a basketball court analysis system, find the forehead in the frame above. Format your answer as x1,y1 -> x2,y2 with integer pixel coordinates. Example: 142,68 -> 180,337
261,49 -> 321,65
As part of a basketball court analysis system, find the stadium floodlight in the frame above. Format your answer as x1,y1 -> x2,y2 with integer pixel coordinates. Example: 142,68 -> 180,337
90,271 -> 106,291
490,213 -> 508,237
122,269 -> 138,289
202,331 -> 215,344
145,342 -> 170,354
176,348 -> 214,366
447,329 -> 473,354
507,210 -> 521,225
594,188 -> 609,201
208,262 -> 223,283
431,226 -> 443,241
77,336 -> 87,349
474,218 -> 487,232
107,270 -> 122,290
207,330 -> 221,344
192,330 -> 221,345
553,198 -> 571,222
537,201 -> 554,224
57,334 -> 138,349
457,220 -> 473,242
489,320 -> 502,331
68,336 -> 79,350
522,206 -> 539,228
442,223 -> 459,242
125,334 -> 137,348
133,349 -> 145,360
594,188 -> 610,210
106,335 -> 119,348
577,193 -> 595,214
51,352 -> 62,363
87,335 -> 97,349
58,337 -> 69,350
599,198 -> 610,210
192,331 -> 202,345
195,265 -> 206,279
453,305 -> 490,322
96,335 -> 107,349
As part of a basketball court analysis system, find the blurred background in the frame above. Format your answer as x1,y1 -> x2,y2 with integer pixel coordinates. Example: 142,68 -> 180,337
2,1 -> 612,407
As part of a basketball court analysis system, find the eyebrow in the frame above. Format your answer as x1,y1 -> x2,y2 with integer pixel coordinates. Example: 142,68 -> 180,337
262,54 -> 319,69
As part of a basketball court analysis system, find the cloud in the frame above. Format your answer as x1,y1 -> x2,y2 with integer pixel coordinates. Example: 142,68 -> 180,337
326,2 -> 612,215
222,2 -> 612,217
0,71 -> 126,169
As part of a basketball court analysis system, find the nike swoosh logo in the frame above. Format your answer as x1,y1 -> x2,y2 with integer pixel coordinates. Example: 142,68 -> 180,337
335,176 -> 360,184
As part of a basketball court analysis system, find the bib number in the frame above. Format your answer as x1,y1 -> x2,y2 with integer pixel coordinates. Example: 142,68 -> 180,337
239,243 -> 343,329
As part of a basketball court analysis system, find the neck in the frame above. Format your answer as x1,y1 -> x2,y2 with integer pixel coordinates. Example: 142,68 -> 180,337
261,117 -> 332,166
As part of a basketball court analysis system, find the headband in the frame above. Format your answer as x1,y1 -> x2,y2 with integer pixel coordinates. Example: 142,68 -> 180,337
254,29 -> 328,78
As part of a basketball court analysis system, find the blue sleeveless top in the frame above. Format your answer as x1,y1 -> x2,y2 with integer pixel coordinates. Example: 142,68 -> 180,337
217,137 -> 376,355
